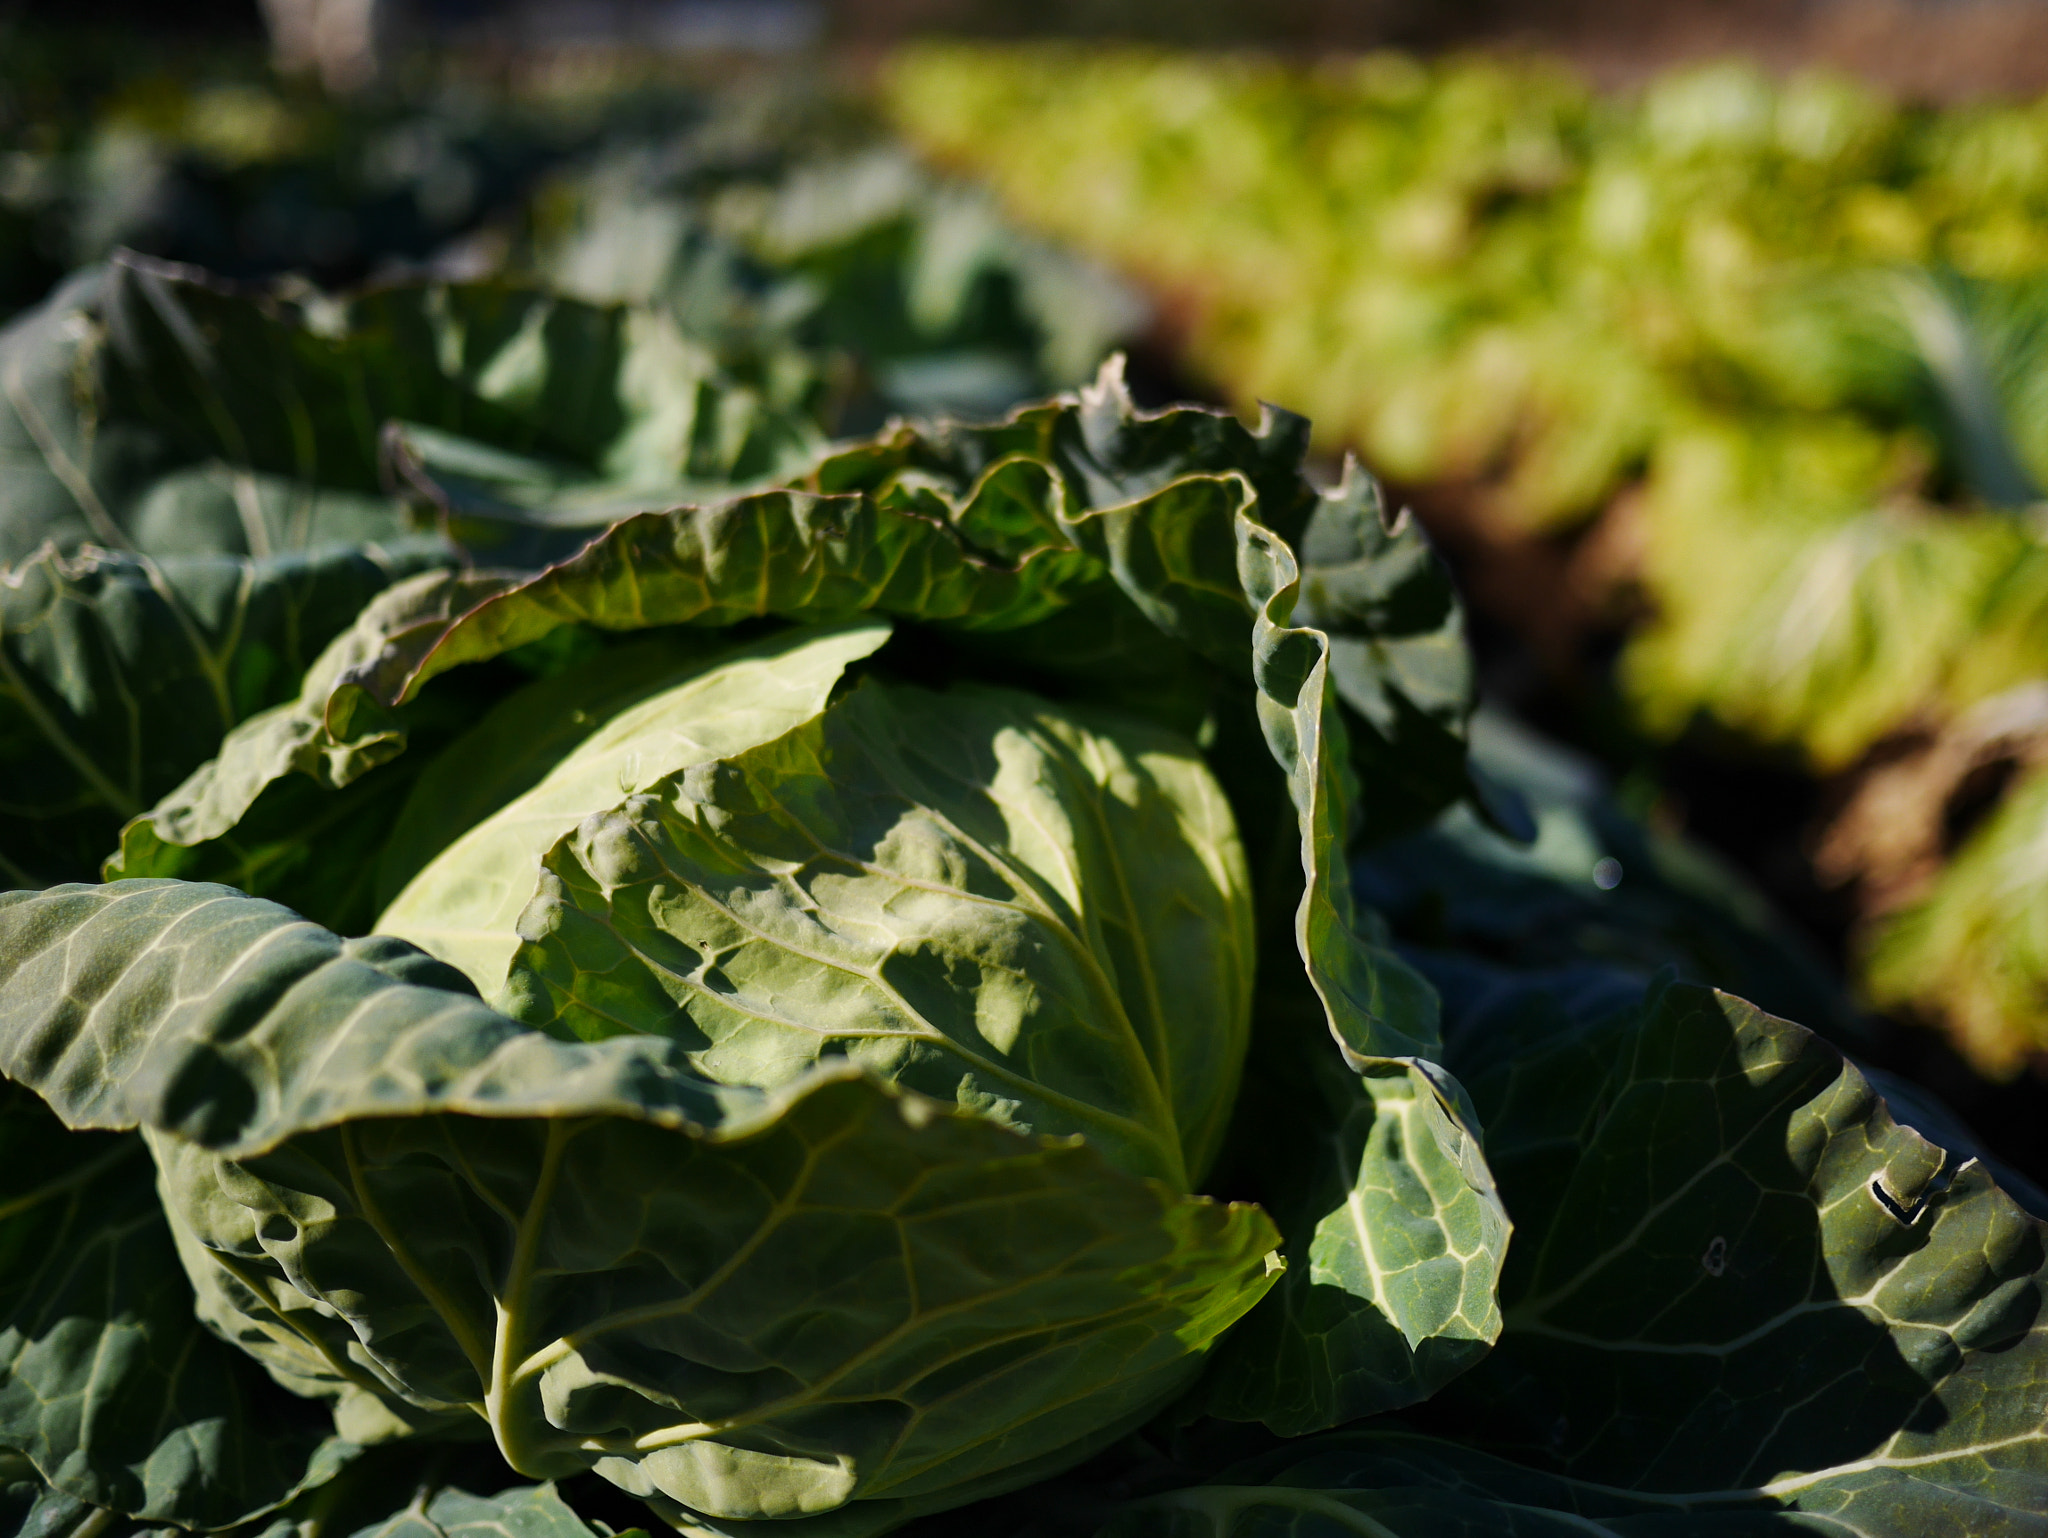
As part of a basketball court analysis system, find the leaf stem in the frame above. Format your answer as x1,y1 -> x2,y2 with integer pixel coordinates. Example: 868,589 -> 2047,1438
487,1120 -> 576,1475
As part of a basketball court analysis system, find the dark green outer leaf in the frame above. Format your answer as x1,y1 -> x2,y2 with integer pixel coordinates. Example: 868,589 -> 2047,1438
2,535 -> 451,887
0,881 -> 1279,1527
1355,705 -> 1860,1046
100,564 -> 532,940
3,252 -> 823,570
110,363 -> 1301,919
1074,977 -> 2048,1537
1293,463 -> 1475,846
98,254 -> 768,499
117,464 -> 406,562
0,254 -> 412,567
0,259 -> 422,565
1197,500 -> 1507,1431
0,267 -> 139,564
1426,975 -> 2048,1532
0,1083 -> 351,1531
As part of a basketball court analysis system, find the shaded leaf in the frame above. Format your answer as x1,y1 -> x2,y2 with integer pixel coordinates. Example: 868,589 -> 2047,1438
1293,465 -> 1475,845
0,268 -> 145,563
1086,1428 -> 1760,1536
0,262 -> 415,564
100,254 -> 821,512
2,536 -> 450,887
0,1082 -> 351,1530
0,881 -> 1279,1530
1,251 -> 827,570
2,1478 -> 96,1538
1356,705 -> 1859,1043
1426,973 -> 2048,1531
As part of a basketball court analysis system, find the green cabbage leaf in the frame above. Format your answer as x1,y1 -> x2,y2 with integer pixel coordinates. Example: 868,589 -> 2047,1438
80,361 -> 1503,1530
0,1082 -> 353,1531
930,973 -> 2048,1537
0,880 -> 1279,1532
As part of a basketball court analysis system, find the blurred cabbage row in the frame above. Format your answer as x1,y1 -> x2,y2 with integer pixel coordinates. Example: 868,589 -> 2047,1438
0,46 -> 1146,424
886,45 -> 2048,1074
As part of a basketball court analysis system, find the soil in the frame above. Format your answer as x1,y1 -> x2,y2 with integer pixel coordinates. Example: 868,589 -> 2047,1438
834,0 -> 2048,102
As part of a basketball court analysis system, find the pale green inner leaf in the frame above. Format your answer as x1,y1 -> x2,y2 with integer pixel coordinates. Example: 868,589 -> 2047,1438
505,677 -> 1254,1189
377,622 -> 892,992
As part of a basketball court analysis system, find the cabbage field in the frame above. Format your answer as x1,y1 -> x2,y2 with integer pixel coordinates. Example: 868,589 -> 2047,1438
2,31 -> 2048,1538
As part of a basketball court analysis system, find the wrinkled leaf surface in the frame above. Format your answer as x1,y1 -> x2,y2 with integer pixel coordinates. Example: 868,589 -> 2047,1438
0,881 -> 1279,1529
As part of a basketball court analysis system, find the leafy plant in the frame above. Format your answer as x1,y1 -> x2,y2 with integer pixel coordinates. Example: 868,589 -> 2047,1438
3,238 -> 2046,1538
0,243 -> 1489,1533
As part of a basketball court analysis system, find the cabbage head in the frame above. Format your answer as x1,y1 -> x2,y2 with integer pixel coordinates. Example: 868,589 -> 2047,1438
384,623 -> 1256,1188
11,358 -> 1486,1538
89,626 -> 1266,1530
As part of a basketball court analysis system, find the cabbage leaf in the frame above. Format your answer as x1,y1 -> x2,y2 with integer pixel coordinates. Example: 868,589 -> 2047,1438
0,880 -> 1280,1531
497,673 -> 1253,1189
